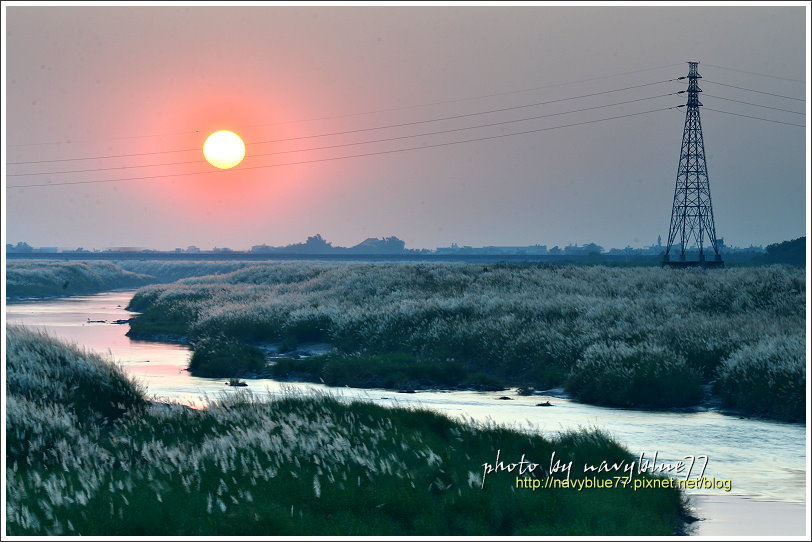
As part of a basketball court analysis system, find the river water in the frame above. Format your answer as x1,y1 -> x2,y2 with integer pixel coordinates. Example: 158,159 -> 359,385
6,291 -> 808,536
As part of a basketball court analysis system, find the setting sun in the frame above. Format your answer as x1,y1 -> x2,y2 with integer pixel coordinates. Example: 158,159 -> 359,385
203,130 -> 245,169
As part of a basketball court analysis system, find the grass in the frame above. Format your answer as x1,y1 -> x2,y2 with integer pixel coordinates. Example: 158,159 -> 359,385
123,262 -> 805,419
5,326 -> 146,427
714,334 -> 806,421
6,260 -> 280,299
6,261 -> 154,298
116,260 -> 261,283
270,353 -> 506,391
566,341 -> 703,408
7,260 -> 805,420
6,260 -> 268,300
6,326 -> 688,536
188,336 -> 266,378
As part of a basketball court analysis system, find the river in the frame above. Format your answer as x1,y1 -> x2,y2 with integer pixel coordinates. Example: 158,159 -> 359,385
6,290 -> 807,536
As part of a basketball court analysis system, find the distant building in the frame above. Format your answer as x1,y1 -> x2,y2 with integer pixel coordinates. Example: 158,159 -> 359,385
105,247 -> 145,253
607,245 -> 663,256
563,243 -> 604,255
250,244 -> 276,253
480,245 -> 548,255
435,243 -> 548,255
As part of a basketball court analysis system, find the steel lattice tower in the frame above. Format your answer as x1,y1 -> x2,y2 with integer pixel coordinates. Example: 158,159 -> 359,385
663,61 -> 723,268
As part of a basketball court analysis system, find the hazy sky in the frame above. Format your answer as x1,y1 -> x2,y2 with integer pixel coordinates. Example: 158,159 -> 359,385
4,4 -> 808,251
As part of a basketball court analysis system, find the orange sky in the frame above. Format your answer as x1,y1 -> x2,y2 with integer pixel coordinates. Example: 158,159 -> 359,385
5,5 -> 808,251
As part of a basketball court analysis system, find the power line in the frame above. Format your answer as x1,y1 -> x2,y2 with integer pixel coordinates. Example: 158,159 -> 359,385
9,93 -> 679,177
250,81 -> 679,146
702,80 -> 805,102
6,130 -> 205,148
702,94 -> 805,115
701,107 -> 806,127
8,106 -> 679,189
702,63 -> 805,84
8,79 -> 680,166
7,146 -> 200,166
7,62 -> 684,148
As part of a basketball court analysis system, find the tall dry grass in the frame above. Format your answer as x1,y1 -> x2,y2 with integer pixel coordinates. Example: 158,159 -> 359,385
125,263 -> 805,417
6,326 -> 687,535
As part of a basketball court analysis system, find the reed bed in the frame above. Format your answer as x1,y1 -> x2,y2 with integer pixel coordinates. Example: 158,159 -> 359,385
6,261 -> 153,298
6,326 -> 686,535
125,262 -> 805,419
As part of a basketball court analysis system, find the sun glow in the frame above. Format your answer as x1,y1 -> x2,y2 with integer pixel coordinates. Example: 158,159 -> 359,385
203,130 -> 246,169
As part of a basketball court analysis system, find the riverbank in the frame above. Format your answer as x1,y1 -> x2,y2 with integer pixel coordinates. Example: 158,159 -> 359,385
6,325 -> 688,536
165,335 -> 770,416
6,261 -> 153,299
5,259 -> 265,301
9,260 -> 805,421
123,262 -> 805,421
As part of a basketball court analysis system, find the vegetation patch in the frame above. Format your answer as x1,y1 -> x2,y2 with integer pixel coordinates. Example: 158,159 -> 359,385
566,341 -> 703,408
6,261 -> 154,299
188,336 -> 267,378
6,326 -> 687,536
715,334 -> 806,422
270,353 -> 506,391
123,262 -> 804,418
6,326 -> 146,466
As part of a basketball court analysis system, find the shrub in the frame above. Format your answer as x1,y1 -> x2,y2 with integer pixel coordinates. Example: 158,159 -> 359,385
461,372 -> 507,391
715,335 -> 806,421
320,353 -> 467,389
567,341 -> 702,408
188,336 -> 266,377
268,356 -> 327,382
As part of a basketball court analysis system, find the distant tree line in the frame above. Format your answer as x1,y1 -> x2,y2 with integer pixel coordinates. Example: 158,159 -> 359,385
251,234 -> 417,254
763,236 -> 806,267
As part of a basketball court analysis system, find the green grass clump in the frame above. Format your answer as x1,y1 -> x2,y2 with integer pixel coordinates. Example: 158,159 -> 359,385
270,353 -> 506,391
188,336 -> 267,377
6,327 -> 688,536
715,334 -> 806,421
566,341 -> 703,408
316,352 -> 466,389
268,356 -> 326,381
460,372 -> 508,391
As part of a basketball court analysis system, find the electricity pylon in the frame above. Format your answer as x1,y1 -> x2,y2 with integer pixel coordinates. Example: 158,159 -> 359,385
663,61 -> 723,268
